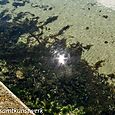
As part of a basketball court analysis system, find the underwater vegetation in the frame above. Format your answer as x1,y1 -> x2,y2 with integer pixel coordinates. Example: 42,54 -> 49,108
0,0 -> 9,5
0,11 -> 115,115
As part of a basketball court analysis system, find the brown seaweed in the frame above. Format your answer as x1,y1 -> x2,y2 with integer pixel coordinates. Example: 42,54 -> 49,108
94,60 -> 105,70
57,25 -> 71,35
83,44 -> 93,50
108,73 -> 115,79
43,16 -> 58,26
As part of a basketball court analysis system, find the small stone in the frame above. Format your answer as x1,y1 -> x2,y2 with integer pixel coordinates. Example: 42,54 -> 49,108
49,7 -> 53,10
86,27 -> 89,30
16,70 -> 24,79
2,67 -> 8,73
88,8 -> 90,10
102,15 -> 108,19
104,41 -> 108,44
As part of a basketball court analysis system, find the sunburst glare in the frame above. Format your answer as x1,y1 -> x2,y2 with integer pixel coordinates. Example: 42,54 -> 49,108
57,54 -> 67,65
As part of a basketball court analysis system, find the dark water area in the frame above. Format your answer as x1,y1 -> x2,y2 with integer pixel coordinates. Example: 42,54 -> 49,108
0,0 -> 9,5
0,0 -> 30,7
12,0 -> 30,8
0,1 -> 115,115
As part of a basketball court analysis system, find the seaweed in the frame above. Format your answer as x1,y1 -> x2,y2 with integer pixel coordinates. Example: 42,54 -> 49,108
13,12 -> 36,21
31,4 -> 54,11
57,25 -> 71,35
83,44 -> 93,50
0,10 -> 8,18
108,73 -> 115,79
94,60 -> 105,70
0,14 -> 11,21
0,9 -> 11,22
43,16 -> 58,26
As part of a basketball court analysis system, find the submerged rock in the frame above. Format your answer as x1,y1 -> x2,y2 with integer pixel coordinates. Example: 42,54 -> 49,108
12,0 -> 25,8
0,0 -> 9,5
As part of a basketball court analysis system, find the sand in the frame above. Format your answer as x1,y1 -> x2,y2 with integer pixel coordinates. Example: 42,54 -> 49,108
0,82 -> 35,115
0,0 -> 115,75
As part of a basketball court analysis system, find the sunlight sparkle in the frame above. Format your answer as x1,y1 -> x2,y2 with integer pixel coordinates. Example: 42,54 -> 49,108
57,54 -> 67,65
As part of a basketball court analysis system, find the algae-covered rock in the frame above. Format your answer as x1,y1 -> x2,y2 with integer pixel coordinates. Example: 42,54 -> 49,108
16,70 -> 24,79
0,60 -> 7,66
0,60 -> 8,73
17,36 -> 28,44
1,67 -> 8,73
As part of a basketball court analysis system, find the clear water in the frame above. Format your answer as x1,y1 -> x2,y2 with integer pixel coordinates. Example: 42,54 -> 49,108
0,1 -> 115,114
1,0 -> 115,74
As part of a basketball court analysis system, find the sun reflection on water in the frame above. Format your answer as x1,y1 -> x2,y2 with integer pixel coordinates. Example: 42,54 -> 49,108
56,54 -> 67,65
52,49 -> 70,66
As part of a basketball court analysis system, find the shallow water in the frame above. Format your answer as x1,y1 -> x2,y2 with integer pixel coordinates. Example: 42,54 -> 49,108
97,0 -> 115,10
0,0 -> 115,74
0,1 -> 115,114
